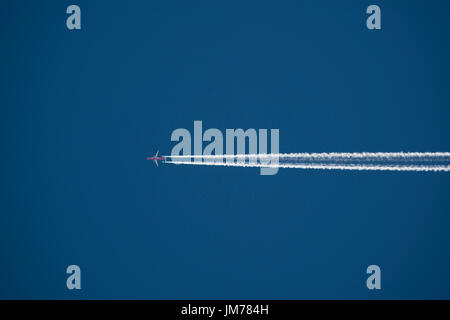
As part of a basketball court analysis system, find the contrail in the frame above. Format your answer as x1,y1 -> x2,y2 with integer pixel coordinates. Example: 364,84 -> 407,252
163,152 -> 450,172
166,152 -> 450,159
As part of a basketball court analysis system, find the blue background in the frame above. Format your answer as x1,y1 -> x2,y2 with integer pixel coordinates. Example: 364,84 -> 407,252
1,0 -> 450,299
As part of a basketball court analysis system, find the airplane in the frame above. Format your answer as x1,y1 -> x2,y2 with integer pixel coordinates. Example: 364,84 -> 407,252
146,150 -> 167,167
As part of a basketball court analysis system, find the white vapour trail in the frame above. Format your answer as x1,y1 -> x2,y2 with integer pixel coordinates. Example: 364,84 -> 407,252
164,160 -> 450,172
166,152 -> 450,159
163,152 -> 450,172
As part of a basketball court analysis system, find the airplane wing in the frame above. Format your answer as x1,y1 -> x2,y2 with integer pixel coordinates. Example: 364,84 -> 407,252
154,159 -> 159,167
